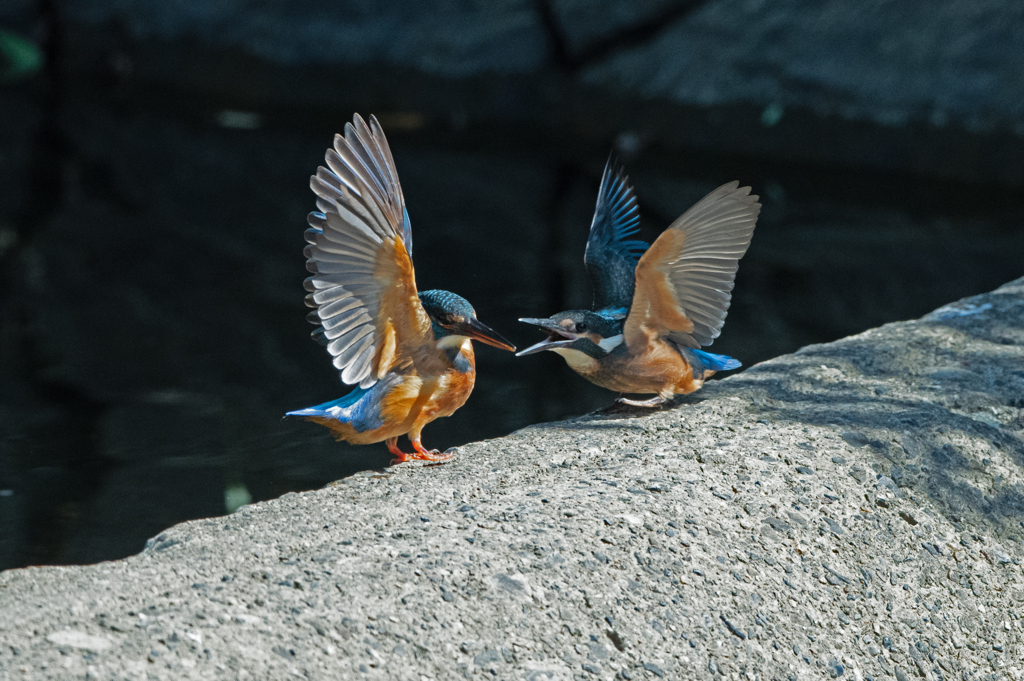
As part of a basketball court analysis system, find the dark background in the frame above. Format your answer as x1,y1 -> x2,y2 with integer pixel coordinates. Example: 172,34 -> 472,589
1,0 -> 1022,569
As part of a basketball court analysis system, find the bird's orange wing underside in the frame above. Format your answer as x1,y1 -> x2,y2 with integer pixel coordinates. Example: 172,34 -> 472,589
623,181 -> 761,352
624,229 -> 695,350
372,236 -> 433,377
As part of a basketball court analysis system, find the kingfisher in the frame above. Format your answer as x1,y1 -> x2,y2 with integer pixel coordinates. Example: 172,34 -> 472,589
287,114 -> 515,463
517,160 -> 760,407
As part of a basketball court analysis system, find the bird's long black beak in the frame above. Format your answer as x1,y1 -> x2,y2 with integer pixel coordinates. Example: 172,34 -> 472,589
516,318 -> 579,356
458,317 -> 516,352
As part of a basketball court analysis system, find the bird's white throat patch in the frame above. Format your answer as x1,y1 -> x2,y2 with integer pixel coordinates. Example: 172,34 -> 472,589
597,334 -> 624,352
436,335 -> 471,351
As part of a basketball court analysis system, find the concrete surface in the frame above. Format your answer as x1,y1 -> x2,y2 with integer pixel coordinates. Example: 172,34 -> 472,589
1,279 -> 1023,679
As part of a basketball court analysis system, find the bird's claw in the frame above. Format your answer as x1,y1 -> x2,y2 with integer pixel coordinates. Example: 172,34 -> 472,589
412,446 -> 457,463
616,395 -> 670,408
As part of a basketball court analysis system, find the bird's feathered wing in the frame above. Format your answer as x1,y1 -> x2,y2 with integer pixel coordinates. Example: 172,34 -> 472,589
584,158 -> 649,313
303,114 -> 432,388
624,182 -> 760,350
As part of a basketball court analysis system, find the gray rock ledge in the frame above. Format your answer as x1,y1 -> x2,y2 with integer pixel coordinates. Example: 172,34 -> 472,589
2,278 -> 1023,680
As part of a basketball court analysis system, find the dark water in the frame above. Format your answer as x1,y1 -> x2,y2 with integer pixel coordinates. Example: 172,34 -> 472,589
1,79 -> 1023,569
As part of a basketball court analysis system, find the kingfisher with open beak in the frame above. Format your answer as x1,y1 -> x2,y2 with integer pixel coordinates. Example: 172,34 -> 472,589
518,160 -> 760,407
287,114 -> 515,463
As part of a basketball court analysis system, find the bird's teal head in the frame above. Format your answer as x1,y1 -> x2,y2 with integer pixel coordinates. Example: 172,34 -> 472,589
516,309 -> 625,360
418,290 -> 516,351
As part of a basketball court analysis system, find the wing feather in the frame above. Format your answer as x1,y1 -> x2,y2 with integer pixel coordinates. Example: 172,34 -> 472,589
302,113 -> 430,388
344,343 -> 377,385
318,299 -> 370,323
336,332 -> 375,370
327,324 -> 374,356
352,117 -> 393,195
332,136 -> 388,210
584,158 -> 648,312
624,182 -> 760,350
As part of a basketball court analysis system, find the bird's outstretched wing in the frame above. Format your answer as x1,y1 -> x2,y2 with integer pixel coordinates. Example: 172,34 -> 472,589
303,114 -> 432,388
584,158 -> 649,313
624,182 -> 760,350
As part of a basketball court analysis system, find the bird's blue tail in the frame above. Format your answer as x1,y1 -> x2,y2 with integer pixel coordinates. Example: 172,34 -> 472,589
286,386 -> 368,419
691,349 -> 741,371
683,348 -> 741,379
286,373 -> 401,433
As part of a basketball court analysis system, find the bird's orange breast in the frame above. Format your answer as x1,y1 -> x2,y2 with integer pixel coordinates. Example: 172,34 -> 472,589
577,339 -> 702,398
415,342 -> 477,423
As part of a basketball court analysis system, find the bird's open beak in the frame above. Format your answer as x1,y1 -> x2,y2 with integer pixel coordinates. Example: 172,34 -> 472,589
515,318 -> 579,356
458,317 -> 516,352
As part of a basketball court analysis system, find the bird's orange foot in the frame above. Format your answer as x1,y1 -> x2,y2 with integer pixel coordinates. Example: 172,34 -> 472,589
386,437 -> 457,465
617,395 -> 670,408
386,437 -> 416,465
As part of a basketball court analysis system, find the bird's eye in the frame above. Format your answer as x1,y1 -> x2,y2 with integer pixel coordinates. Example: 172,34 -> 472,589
577,323 -> 587,332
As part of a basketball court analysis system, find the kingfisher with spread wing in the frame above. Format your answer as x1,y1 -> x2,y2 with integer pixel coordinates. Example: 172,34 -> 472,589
517,160 -> 760,407
287,114 -> 515,463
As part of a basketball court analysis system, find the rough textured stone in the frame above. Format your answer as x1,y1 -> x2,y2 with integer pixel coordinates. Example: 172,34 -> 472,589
1,278 -> 1022,679
581,0 -> 1024,133
59,0 -> 1024,140
549,0 -> 682,55
46,0 -> 1024,184
57,0 -> 548,77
